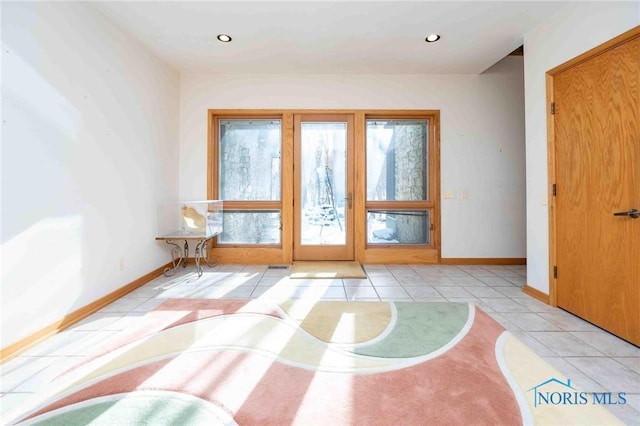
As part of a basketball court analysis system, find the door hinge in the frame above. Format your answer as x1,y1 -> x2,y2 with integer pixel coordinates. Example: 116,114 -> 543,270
553,266 -> 558,279
552,184 -> 556,196
551,102 -> 556,115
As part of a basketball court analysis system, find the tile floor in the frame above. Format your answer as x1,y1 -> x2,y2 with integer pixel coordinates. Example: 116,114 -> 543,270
1,264 -> 639,424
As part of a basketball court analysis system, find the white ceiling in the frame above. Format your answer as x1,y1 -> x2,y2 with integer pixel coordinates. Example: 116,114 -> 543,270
94,1 -> 572,75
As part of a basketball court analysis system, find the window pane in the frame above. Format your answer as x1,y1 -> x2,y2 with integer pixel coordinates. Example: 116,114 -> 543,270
219,119 -> 281,200
218,210 -> 281,245
367,210 -> 430,245
300,122 -> 347,246
366,120 -> 428,201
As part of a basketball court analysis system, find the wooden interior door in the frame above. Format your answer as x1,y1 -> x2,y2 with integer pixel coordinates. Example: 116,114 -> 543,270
293,114 -> 355,260
552,33 -> 639,345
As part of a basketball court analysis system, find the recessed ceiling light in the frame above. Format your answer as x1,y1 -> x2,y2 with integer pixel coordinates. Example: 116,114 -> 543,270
217,34 -> 232,43
425,34 -> 441,43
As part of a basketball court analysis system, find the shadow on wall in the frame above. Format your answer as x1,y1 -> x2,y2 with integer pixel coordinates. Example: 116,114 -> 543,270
1,1 -> 181,349
1,43 -> 87,346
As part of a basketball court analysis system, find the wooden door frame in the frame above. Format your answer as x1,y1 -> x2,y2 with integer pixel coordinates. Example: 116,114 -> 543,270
207,109 -> 441,264
546,25 -> 640,307
293,113 -> 355,260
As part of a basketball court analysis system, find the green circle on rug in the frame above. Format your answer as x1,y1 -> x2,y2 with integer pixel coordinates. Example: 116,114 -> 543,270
352,302 -> 471,358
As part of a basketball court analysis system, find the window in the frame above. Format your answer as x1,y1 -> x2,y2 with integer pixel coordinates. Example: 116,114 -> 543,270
367,210 -> 430,244
207,110 -> 440,262
215,118 -> 282,245
365,119 -> 433,246
218,210 -> 281,244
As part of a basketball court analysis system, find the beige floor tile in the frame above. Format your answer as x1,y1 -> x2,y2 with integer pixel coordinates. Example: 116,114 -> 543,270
404,286 -> 441,300
374,286 -> 411,301
481,298 -> 530,313
465,286 -> 505,298
570,331 -> 640,357
564,357 -> 640,392
345,287 -> 379,301
368,275 -> 401,287
614,357 -> 640,375
499,313 -> 562,331
434,287 -> 472,298
527,332 -> 604,357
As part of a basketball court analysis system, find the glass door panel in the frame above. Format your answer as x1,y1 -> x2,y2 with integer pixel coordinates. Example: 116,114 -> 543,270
294,115 -> 354,260
300,122 -> 346,245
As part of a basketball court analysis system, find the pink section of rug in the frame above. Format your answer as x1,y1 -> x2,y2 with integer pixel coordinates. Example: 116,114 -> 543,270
27,307 -> 520,425
64,299 -> 282,374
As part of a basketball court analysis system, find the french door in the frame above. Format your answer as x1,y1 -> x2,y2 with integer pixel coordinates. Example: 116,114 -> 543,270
293,114 -> 354,260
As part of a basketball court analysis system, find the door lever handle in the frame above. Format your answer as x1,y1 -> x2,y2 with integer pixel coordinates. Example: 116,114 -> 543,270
344,193 -> 353,209
613,208 -> 639,219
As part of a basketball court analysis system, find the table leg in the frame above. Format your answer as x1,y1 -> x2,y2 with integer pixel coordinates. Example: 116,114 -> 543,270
194,236 -> 216,277
183,240 -> 189,268
163,240 -> 186,277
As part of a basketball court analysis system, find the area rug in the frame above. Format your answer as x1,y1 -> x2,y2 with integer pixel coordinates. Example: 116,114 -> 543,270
290,261 -> 367,279
7,300 -> 621,425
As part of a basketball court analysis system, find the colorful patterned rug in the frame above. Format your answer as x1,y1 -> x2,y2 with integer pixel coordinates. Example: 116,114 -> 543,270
7,300 -> 621,425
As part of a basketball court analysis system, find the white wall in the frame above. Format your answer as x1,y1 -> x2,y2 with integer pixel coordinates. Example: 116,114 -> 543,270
179,56 -> 526,259
1,2 -> 180,347
523,2 -> 639,294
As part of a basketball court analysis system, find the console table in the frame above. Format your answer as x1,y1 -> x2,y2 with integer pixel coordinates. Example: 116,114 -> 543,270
155,232 -> 219,277
156,200 -> 222,278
